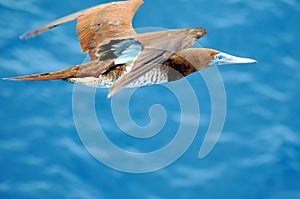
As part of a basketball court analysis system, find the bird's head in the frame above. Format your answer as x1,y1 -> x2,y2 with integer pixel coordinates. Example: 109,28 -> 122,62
208,49 -> 257,67
175,48 -> 256,72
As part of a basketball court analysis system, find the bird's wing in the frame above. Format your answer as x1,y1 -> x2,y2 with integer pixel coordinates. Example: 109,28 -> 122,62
108,28 -> 206,97
20,0 -> 143,54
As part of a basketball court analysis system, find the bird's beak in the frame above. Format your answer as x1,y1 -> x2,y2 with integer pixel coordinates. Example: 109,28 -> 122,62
209,52 -> 257,67
221,53 -> 257,64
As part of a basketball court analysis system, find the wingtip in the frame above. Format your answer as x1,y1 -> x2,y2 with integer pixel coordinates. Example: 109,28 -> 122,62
19,34 -> 28,40
107,91 -> 113,99
19,32 -> 34,40
189,28 -> 207,39
108,86 -> 120,98
198,27 -> 207,37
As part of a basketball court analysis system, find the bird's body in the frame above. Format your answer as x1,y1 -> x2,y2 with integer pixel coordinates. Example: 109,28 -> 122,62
5,0 -> 256,97
67,63 -> 169,88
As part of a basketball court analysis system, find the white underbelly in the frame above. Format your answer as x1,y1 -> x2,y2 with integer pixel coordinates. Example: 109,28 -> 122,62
67,65 -> 168,88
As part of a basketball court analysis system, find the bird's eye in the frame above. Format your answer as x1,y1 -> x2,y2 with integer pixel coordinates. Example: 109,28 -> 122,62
215,54 -> 223,60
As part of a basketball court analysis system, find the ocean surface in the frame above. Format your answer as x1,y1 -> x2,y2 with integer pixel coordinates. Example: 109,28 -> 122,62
1,0 -> 300,198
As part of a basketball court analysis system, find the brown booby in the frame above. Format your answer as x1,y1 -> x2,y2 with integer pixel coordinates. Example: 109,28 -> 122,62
5,0 -> 256,97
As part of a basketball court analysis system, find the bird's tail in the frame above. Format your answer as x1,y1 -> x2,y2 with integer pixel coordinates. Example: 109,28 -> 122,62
3,66 -> 79,81
3,61 -> 100,81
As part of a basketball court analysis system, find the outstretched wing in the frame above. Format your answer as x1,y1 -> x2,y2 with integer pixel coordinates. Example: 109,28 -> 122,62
21,0 -> 143,55
108,28 -> 207,97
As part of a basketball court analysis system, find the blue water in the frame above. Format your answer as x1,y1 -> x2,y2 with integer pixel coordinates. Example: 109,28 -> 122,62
1,0 -> 300,198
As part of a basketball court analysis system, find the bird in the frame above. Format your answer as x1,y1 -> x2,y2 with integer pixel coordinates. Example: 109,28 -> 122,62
5,0 -> 256,97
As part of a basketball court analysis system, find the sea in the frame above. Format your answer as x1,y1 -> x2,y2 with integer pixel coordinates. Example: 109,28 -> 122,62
0,0 -> 300,198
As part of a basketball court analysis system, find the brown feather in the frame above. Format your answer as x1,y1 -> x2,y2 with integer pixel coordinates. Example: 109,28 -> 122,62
108,28 -> 206,97
165,48 -> 220,81
20,0 -> 143,56
75,0 -> 143,54
6,61 -> 111,81
7,66 -> 80,81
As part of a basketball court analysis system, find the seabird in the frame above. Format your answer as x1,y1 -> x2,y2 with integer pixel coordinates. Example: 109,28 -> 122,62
5,0 -> 256,97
